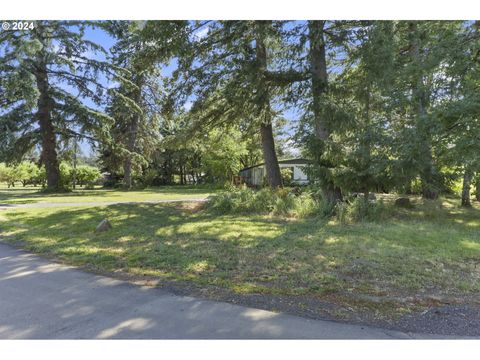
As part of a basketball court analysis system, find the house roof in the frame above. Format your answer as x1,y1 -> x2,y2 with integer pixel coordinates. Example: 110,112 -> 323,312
239,158 -> 311,172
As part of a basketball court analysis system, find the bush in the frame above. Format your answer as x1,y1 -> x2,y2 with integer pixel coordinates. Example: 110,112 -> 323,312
206,187 -> 319,218
334,197 -> 394,223
280,168 -> 293,186
113,182 -> 125,189
303,185 -> 339,217
137,169 -> 157,187
103,179 -> 121,188
207,187 -> 397,221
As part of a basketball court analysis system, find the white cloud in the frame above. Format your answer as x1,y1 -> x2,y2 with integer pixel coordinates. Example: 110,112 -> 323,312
184,100 -> 193,111
193,26 -> 210,41
106,80 -> 119,89
284,139 -> 301,157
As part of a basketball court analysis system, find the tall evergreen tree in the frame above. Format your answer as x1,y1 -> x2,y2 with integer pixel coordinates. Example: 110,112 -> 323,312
104,21 -> 164,188
305,20 -> 345,202
385,21 -> 465,199
99,21 -> 191,188
283,21 -> 366,203
166,20 -> 286,187
333,22 -> 395,197
0,21 -> 113,190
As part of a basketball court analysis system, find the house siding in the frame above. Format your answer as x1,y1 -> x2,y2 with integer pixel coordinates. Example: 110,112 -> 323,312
239,159 -> 310,186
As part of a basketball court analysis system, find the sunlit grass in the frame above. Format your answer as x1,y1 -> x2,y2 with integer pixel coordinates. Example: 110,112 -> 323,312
0,183 -> 218,204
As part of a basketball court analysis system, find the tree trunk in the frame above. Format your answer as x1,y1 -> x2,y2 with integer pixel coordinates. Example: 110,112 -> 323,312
260,122 -> 282,188
408,21 -> 438,200
461,169 -> 473,207
123,75 -> 143,189
308,20 -> 342,202
34,24 -> 61,191
179,164 -> 184,185
123,157 -> 133,188
309,21 -> 329,141
72,135 -> 77,190
254,21 -> 282,188
476,177 -> 480,202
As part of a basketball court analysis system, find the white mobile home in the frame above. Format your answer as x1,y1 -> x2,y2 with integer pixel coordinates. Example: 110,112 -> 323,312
239,158 -> 310,186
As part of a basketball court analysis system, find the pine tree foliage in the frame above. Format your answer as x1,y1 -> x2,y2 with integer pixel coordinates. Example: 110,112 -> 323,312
0,21 -> 114,189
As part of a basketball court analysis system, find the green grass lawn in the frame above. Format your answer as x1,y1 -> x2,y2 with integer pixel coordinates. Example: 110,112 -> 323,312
0,183 -> 217,204
1,191 -> 479,319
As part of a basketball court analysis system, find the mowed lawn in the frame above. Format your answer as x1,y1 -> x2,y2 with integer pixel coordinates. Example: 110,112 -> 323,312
0,184 -> 217,204
1,189 -> 480,318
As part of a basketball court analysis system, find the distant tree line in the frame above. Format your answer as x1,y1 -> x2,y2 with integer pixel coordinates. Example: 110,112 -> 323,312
0,162 -> 101,189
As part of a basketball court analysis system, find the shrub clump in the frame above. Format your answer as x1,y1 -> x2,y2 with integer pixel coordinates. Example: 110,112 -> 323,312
334,197 -> 394,223
206,187 -> 318,217
207,187 -> 396,221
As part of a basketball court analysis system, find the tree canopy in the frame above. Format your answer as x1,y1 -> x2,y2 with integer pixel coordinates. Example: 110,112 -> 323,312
1,20 -> 479,206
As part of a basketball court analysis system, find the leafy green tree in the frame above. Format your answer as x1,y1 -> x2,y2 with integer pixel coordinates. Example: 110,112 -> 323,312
0,163 -> 17,187
15,161 -> 40,187
76,165 -> 101,187
59,162 -> 73,187
201,128 -> 248,184
33,166 -> 47,187
427,21 -> 480,206
292,21 -> 367,203
104,22 -> 161,188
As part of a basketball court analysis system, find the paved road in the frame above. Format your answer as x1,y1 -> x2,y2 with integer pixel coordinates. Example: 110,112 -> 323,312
0,242 -> 459,339
0,198 -> 208,209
